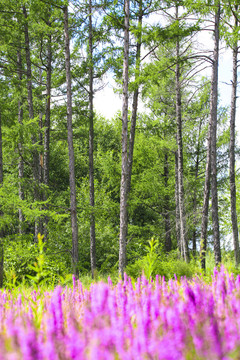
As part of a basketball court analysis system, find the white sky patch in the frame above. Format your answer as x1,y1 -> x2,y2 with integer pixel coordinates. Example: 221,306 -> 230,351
94,80 -> 122,119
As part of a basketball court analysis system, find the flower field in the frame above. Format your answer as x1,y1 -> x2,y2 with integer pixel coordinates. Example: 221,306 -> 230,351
0,267 -> 240,359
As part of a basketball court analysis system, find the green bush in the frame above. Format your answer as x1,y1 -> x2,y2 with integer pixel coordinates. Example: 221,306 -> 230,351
126,239 -> 201,281
4,234 -> 68,287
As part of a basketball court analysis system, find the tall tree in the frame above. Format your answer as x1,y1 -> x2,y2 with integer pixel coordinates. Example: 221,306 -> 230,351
43,15 -> 53,242
88,0 -> 96,279
228,4 -> 240,266
63,4 -> 79,276
22,4 -> 40,242
200,1 -> 221,269
119,0 -> 130,278
210,1 -> 221,266
17,45 -> 25,235
175,4 -> 189,262
126,0 -> 143,195
163,151 -> 172,252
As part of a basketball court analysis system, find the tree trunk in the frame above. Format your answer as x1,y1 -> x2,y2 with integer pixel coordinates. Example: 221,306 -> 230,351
63,5 -> 79,277
17,48 -> 25,235
127,0 -> 142,196
175,6 -> 189,262
23,5 -> 39,242
200,114 -> 212,270
119,0 -> 130,279
38,69 -> 44,237
163,152 -> 172,252
211,3 -> 221,266
229,12 -> 240,266
175,150 -> 181,256
43,31 -> 52,242
192,118 -> 202,256
88,0 -> 96,279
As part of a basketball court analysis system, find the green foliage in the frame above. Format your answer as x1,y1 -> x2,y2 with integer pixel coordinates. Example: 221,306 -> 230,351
126,239 -> 200,281
4,234 -> 69,288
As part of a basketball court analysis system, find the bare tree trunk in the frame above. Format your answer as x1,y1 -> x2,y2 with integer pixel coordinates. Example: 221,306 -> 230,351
17,48 -> 25,235
175,150 -> 181,256
200,5 -> 221,269
119,0 -> 130,279
88,0 -> 96,279
38,68 -> 44,237
127,0 -> 142,195
200,116 -> 211,270
23,5 -> 39,242
175,6 -> 189,262
163,152 -> 172,252
192,118 -> 202,256
43,31 -> 52,242
229,12 -> 239,266
211,3 -> 221,266
63,5 -> 79,277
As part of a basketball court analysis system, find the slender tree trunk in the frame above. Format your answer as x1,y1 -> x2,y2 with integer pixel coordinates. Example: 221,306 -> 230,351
23,5 -> 39,242
211,3 -> 221,266
192,159 -> 199,257
88,0 -> 96,279
119,0 -> 130,279
0,111 -> 3,287
163,152 -> 172,252
38,69 -> 44,236
175,150 -> 181,256
192,118 -> 202,256
127,0 -> 142,195
63,5 -> 79,277
17,48 -> 25,235
200,116 -> 212,270
175,6 -> 189,262
229,12 -> 239,266
200,5 -> 221,269
43,32 -> 52,242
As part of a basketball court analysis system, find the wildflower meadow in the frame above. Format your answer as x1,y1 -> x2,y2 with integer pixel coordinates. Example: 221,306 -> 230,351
0,266 -> 240,359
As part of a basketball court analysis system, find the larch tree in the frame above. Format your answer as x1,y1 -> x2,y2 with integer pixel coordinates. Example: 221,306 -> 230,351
210,1 -> 221,266
63,4 -> 79,276
119,0 -> 130,278
227,3 -> 240,266
88,0 -> 96,279
23,4 -> 40,242
175,4 -> 189,262
199,1 -> 221,269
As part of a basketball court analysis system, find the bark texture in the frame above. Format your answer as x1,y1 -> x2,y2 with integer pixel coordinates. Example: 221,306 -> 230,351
43,31 -> 52,242
23,5 -> 39,242
175,151 -> 181,256
192,118 -> 202,257
163,152 -> 172,252
211,3 -> 221,266
175,7 -> 189,262
88,0 -> 96,279
64,5 -> 79,277
229,12 -> 240,266
200,4 -> 221,269
17,48 -> 25,234
200,113 -> 212,270
119,0 -> 130,279
127,0 -> 142,196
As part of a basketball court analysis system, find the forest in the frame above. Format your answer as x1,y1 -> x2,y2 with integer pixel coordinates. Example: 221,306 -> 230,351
0,0 -> 239,286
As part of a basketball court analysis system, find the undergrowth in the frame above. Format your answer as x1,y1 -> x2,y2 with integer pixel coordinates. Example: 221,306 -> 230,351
3,235 -> 240,290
